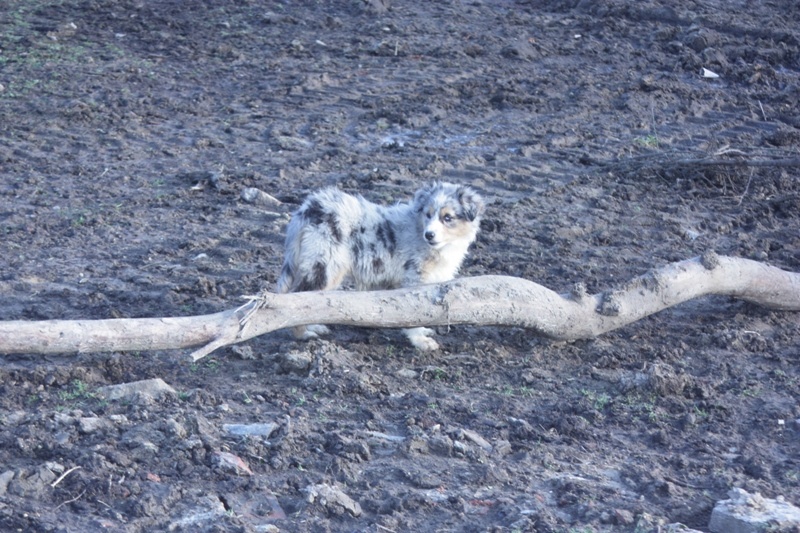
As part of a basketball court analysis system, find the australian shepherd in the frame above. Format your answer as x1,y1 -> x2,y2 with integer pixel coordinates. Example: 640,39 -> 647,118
276,182 -> 485,351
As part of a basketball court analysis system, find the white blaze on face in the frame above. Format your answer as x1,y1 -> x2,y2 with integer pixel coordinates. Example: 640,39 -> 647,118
424,217 -> 445,246
421,192 -> 447,246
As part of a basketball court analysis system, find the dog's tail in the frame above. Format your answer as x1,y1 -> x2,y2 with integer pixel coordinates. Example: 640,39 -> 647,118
275,262 -> 293,294
275,215 -> 303,294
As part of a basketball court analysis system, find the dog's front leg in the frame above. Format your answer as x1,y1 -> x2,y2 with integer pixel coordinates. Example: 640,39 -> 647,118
293,324 -> 330,340
399,267 -> 442,350
404,327 -> 439,351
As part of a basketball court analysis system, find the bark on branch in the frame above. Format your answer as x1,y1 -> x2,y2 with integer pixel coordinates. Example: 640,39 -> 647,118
0,254 -> 798,362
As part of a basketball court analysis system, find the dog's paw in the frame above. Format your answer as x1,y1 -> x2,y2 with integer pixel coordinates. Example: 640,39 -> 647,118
293,324 -> 330,340
404,327 -> 440,351
412,336 -> 440,352
306,324 -> 330,337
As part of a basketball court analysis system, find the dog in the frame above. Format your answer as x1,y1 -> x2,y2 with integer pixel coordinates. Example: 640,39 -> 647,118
276,182 -> 485,351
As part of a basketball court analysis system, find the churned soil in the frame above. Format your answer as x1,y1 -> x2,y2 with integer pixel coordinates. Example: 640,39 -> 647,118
1,0 -> 799,531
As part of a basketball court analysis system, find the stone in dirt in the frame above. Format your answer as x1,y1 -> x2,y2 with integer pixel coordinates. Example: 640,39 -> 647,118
0,470 -> 15,497
222,422 -> 278,437
305,483 -> 363,517
167,495 -> 227,531
458,428 -> 493,452
96,378 -> 177,401
278,350 -> 313,374
709,488 -> 800,533
78,416 -> 112,434
7,465 -> 57,498
223,491 -> 287,523
240,187 -> 282,206
212,451 -> 254,476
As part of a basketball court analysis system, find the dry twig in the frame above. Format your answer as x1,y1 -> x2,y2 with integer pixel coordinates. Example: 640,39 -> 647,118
51,466 -> 82,488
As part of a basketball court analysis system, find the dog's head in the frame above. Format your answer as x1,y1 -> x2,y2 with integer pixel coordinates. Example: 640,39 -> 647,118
413,182 -> 485,249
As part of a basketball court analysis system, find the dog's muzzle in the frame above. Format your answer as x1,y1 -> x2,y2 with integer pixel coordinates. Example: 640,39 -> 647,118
424,231 -> 436,245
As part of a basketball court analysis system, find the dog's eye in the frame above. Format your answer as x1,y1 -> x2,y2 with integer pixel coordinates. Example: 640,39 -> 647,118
443,214 -> 453,223
426,212 -> 433,219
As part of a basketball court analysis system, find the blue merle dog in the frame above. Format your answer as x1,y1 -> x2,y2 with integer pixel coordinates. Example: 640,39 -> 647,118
277,182 -> 485,350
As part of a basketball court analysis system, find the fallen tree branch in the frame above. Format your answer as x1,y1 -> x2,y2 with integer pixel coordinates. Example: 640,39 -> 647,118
0,254 -> 798,361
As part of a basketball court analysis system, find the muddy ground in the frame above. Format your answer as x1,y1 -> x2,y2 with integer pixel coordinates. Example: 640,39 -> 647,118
1,0 -> 799,531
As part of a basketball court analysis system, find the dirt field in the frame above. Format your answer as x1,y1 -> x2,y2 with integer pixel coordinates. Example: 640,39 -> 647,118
1,0 -> 799,531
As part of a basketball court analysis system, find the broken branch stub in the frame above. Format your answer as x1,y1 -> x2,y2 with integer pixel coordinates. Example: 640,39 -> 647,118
0,254 -> 797,361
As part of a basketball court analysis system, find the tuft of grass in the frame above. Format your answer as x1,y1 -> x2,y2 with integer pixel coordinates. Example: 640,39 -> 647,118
635,134 -> 660,149
289,387 -> 306,406
580,388 -> 612,411
621,391 -> 663,423
59,379 -> 96,402
191,357 -> 221,373
420,366 -> 447,381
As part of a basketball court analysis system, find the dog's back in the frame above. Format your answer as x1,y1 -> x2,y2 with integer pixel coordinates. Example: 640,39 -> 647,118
276,187 -> 361,294
277,188 -> 422,294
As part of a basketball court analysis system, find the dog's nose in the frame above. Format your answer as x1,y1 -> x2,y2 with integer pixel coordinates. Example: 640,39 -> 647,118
424,231 -> 436,243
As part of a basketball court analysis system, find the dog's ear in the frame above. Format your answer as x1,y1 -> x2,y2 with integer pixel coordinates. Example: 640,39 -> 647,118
413,183 -> 435,212
457,186 -> 485,222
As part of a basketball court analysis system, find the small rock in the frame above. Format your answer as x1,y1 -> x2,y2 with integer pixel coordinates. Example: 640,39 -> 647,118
240,187 -> 282,206
167,495 -> 227,531
362,430 -> 405,444
48,461 -> 66,474
493,439 -> 512,457
428,435 -> 454,456
403,468 -> 442,489
162,418 -> 188,439
395,368 -> 419,379
500,39 -> 538,61
212,451 -> 253,476
54,412 -> 75,426
5,410 -> 27,425
615,508 -> 635,525
230,344 -> 256,360
108,414 -> 129,425
224,491 -> 286,522
78,416 -> 110,434
8,465 -> 57,497
709,487 -> 800,533
222,422 -> 278,437
407,437 -> 429,454
453,440 -> 469,455
97,378 -> 177,401
189,414 -> 219,443
0,471 -> 15,497
278,350 -> 313,374
305,483 -> 362,517
459,428 -> 493,452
